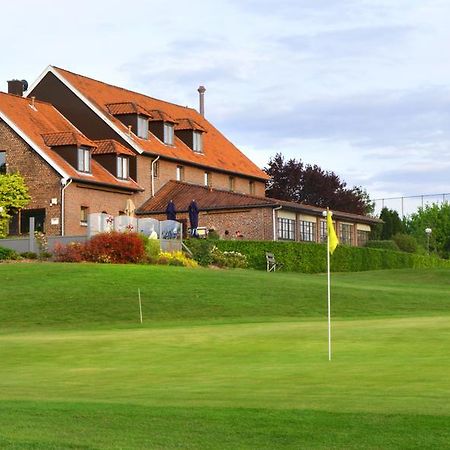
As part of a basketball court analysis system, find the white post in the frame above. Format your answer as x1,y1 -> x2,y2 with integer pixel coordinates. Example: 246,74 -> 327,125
327,230 -> 331,361
138,288 -> 143,324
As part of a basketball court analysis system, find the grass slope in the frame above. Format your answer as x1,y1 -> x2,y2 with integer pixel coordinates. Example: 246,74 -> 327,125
0,263 -> 449,449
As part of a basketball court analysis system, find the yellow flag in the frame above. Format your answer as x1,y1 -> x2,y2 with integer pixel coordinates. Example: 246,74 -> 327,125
327,210 -> 339,254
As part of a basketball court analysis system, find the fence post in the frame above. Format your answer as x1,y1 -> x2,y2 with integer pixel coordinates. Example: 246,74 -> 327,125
29,217 -> 35,253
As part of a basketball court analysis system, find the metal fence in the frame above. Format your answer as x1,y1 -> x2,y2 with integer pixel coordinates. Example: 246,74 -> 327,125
374,193 -> 450,218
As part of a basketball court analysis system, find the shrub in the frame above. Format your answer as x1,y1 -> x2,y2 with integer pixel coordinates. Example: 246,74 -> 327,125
365,240 -> 400,251
20,251 -> 38,259
211,246 -> 248,268
84,232 -> 146,264
185,239 -> 214,266
0,246 -> 19,260
145,238 -> 161,262
213,240 -> 450,273
53,242 -> 85,263
155,251 -> 198,268
392,233 -> 419,253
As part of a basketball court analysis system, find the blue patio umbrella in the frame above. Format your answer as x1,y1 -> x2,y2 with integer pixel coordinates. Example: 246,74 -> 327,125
166,200 -> 177,220
188,200 -> 199,236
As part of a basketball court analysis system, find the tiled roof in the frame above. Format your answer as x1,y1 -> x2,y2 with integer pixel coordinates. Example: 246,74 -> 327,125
41,131 -> 96,148
0,92 -> 142,192
136,180 -> 381,225
106,102 -> 152,117
175,118 -> 206,132
49,67 -> 269,180
147,109 -> 177,123
136,181 -> 274,214
93,139 -> 135,156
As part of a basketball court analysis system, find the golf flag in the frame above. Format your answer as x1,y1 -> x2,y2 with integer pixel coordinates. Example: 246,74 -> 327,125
326,210 -> 339,254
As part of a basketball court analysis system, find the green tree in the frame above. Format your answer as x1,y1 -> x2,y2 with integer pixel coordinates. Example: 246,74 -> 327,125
0,173 -> 30,237
379,207 -> 404,240
405,203 -> 450,258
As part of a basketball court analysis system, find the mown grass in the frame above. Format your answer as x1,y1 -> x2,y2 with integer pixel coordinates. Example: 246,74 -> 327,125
0,263 -> 449,449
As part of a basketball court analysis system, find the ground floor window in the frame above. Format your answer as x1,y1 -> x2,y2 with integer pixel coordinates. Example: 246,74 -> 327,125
320,221 -> 327,243
0,151 -> 6,174
339,223 -> 353,245
80,206 -> 89,226
357,230 -> 370,246
299,220 -> 316,242
278,218 -> 296,240
10,208 -> 46,234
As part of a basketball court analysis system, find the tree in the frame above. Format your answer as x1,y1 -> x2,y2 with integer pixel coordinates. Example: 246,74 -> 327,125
0,173 -> 30,237
404,203 -> 450,258
378,207 -> 404,240
264,153 -> 374,215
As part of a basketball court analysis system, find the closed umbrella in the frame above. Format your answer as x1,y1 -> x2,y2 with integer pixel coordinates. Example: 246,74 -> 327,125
166,200 -> 177,220
188,200 -> 199,237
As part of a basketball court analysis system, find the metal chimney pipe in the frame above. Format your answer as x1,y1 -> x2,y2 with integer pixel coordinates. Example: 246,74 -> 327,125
197,85 -> 206,116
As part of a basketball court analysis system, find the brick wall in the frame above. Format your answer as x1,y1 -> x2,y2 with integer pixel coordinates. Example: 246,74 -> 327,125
0,120 -> 62,235
144,206 -> 274,241
149,157 -> 266,197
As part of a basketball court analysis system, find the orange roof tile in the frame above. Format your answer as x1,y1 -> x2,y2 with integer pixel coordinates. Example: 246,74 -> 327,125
93,139 -> 135,156
137,180 -> 381,225
106,102 -> 152,117
175,118 -> 206,132
147,109 -> 177,123
50,67 -> 269,180
41,131 -> 96,148
0,92 -> 142,192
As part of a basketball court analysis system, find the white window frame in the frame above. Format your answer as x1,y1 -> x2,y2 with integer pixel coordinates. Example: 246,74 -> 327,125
80,206 -> 89,226
137,115 -> 148,139
193,131 -> 203,153
164,123 -> 174,145
77,147 -> 91,173
204,171 -> 211,187
176,165 -> 184,181
117,156 -> 129,179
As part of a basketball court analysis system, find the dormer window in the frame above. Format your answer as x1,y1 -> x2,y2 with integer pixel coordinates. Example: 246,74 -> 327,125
77,146 -> 91,173
117,156 -> 129,179
193,131 -> 203,153
164,123 -> 174,145
137,115 -> 148,139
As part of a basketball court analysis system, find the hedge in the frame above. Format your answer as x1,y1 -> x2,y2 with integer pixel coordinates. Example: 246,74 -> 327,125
212,240 -> 450,273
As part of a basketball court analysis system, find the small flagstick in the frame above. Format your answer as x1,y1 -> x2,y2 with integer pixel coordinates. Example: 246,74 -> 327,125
138,288 -> 143,324
327,225 -> 332,361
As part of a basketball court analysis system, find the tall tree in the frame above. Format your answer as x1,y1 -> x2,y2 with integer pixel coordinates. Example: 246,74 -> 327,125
264,153 -> 374,215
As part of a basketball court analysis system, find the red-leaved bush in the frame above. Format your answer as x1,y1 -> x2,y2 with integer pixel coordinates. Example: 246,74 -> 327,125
53,232 -> 146,264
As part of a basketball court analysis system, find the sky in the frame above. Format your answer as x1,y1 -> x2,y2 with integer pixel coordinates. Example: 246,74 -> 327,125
2,0 -> 450,213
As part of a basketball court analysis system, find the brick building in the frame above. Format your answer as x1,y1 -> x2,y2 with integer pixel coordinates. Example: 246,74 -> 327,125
0,67 -> 380,244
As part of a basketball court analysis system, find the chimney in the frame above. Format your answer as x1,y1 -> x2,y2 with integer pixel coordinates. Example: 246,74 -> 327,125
7,79 -> 28,96
197,85 -> 206,116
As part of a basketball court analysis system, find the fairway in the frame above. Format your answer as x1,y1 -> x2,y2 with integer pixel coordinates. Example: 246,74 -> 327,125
0,264 -> 449,449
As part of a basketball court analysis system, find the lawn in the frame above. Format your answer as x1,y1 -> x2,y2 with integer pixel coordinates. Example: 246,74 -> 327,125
0,263 -> 449,449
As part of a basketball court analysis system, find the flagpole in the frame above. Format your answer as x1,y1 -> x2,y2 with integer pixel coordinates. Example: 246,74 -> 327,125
327,229 -> 331,361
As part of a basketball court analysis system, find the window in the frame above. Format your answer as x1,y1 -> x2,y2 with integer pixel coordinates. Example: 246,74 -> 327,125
176,165 -> 184,181
357,230 -> 370,246
152,159 -> 159,178
204,171 -> 211,187
193,131 -> 203,153
80,206 -> 89,226
278,218 -> 296,241
299,220 -> 316,242
77,147 -> 91,172
137,115 -> 148,139
0,151 -> 5,174
117,156 -> 129,179
340,223 -> 353,245
249,180 -> 255,195
320,221 -> 327,243
164,123 -> 174,145
229,176 -> 235,192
